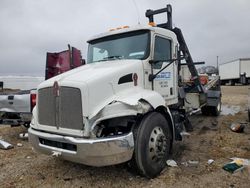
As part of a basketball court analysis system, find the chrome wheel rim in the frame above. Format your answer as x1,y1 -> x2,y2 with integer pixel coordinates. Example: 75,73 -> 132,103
148,126 -> 167,162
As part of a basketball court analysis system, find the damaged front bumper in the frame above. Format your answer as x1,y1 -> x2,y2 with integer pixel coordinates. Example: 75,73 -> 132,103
28,128 -> 134,167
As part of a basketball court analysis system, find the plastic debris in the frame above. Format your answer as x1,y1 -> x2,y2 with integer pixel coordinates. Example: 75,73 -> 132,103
223,157 -> 250,174
208,159 -> 214,165
230,157 -> 250,166
52,151 -> 61,157
181,162 -> 188,167
0,139 -> 14,150
188,160 -> 199,166
180,132 -> 191,136
17,143 -> 23,147
223,163 -> 243,173
19,133 -> 28,139
230,123 -> 245,133
166,160 -> 178,167
26,156 -> 31,159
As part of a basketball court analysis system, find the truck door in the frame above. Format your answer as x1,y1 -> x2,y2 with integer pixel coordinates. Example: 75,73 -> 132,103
152,35 -> 177,103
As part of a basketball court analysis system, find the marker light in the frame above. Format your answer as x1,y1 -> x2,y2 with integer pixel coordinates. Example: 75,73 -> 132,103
109,26 -> 130,32
148,22 -> 156,26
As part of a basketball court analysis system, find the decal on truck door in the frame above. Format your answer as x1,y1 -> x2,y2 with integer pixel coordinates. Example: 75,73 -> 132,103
155,72 -> 171,80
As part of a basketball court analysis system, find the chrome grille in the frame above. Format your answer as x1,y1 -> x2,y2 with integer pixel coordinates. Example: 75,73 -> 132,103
38,87 -> 83,130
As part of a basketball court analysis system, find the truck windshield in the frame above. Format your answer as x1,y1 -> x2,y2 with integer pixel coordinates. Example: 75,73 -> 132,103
87,30 -> 150,63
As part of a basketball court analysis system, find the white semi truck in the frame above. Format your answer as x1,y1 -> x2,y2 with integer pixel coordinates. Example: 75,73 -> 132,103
219,58 -> 250,85
29,5 -> 221,178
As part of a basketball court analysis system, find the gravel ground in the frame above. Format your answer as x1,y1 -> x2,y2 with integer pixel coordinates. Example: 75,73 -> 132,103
0,86 -> 250,188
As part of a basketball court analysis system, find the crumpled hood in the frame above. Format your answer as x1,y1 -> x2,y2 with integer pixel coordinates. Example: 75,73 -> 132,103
38,60 -> 144,118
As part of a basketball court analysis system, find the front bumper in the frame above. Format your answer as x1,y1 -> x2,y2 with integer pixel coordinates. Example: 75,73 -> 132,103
28,128 -> 134,167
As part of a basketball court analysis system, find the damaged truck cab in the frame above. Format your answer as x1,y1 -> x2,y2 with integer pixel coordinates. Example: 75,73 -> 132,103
29,5 -> 221,178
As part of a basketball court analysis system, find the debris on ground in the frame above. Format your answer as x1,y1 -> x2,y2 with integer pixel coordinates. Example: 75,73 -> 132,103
230,157 -> 250,166
223,158 -> 250,174
187,160 -> 199,167
19,133 -> 28,139
223,162 -> 243,173
166,160 -> 178,167
181,160 -> 199,167
17,143 -> 23,147
180,132 -> 191,136
52,151 -> 61,157
181,162 -> 188,167
230,123 -> 245,133
0,139 -> 14,150
207,159 -> 214,165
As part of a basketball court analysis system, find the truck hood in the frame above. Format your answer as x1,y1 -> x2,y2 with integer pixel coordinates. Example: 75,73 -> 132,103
38,60 -> 144,118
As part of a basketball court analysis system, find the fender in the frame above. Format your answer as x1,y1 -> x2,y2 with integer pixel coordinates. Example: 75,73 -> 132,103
88,88 -> 166,119
88,88 -> 175,139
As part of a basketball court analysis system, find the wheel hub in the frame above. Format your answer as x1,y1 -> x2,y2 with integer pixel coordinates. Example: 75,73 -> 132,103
149,126 -> 167,162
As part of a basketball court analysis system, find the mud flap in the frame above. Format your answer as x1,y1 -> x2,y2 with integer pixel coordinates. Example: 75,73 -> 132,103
206,90 -> 221,107
171,111 -> 183,141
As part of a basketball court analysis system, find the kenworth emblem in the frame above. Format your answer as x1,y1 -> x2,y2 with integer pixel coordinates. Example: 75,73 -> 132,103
53,81 -> 59,97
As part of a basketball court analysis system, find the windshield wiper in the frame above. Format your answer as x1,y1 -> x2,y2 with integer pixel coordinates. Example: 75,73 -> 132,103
93,55 -> 123,63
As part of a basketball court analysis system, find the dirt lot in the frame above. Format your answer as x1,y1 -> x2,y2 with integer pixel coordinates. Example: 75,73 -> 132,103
0,86 -> 250,188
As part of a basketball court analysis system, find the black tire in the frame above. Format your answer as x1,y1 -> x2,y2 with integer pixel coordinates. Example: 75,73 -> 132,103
210,98 -> 221,116
201,98 -> 221,116
201,106 -> 210,115
131,112 -> 171,178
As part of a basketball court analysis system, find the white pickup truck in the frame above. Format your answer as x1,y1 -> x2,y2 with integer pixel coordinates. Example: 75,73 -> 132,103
0,89 -> 36,127
29,5 -> 221,178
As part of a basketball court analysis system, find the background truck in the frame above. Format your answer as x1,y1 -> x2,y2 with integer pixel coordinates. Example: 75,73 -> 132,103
28,5 -> 221,178
219,58 -> 250,85
0,46 -> 84,127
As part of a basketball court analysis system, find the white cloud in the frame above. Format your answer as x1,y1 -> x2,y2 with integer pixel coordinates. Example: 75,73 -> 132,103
0,0 -> 249,75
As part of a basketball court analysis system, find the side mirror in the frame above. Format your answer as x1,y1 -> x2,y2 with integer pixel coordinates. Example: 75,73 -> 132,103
149,60 -> 165,69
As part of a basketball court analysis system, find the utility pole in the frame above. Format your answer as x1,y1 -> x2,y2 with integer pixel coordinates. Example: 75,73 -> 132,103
217,56 -> 219,74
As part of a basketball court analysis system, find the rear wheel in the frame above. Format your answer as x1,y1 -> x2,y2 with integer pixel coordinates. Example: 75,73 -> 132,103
201,98 -> 221,116
201,106 -> 210,115
131,112 -> 171,178
210,98 -> 221,116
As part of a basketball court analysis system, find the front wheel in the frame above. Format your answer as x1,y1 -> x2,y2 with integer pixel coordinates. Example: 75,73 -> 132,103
131,112 -> 171,178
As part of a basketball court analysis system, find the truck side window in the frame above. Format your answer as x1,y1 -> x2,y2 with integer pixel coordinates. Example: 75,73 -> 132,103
153,36 -> 171,69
